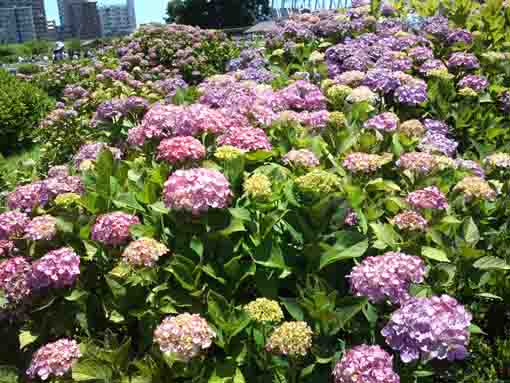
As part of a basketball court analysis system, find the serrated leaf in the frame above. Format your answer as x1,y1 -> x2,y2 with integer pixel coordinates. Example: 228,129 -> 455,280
319,240 -> 368,270
422,246 -> 450,263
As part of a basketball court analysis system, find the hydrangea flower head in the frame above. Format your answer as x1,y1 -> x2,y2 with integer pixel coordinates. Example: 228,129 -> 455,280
0,211 -> 30,240
382,295 -> 472,363
0,257 -> 32,303
399,120 -> 426,137
349,252 -> 426,305
333,345 -> 400,383
157,136 -> 206,165
244,298 -> 284,323
295,170 -> 341,197
30,247 -> 80,290
154,313 -> 216,361
217,127 -> 272,152
25,215 -> 58,241
7,182 -> 50,213
26,339 -> 81,380
391,211 -> 428,231
91,212 -> 140,246
454,176 -> 497,201
447,52 -> 480,70
122,238 -> 169,267
283,149 -> 320,168
343,153 -> 392,173
266,321 -> 313,356
214,145 -> 244,161
458,75 -> 488,93
485,153 -> 510,170
163,168 -> 232,214
364,112 -> 399,133
346,86 -> 378,104
244,174 -> 272,201
406,186 -> 448,210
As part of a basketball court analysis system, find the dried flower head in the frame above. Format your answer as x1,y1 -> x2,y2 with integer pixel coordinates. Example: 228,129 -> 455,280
485,153 -> 510,169
399,120 -> 426,137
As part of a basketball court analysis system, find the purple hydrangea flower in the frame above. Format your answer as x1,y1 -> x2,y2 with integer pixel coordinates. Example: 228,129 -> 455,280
333,345 -> 400,383
408,46 -> 434,63
419,59 -> 447,75
163,168 -> 233,215
27,339 -> 81,380
407,186 -> 448,210
30,247 -> 80,290
277,80 -> 327,111
448,52 -> 480,70
48,165 -> 69,178
44,176 -> 85,199
0,257 -> 32,303
344,210 -> 358,226
394,83 -> 428,105
0,211 -> 30,240
422,15 -> 449,37
458,75 -> 489,93
157,136 -> 206,165
0,240 -> 15,257
364,112 -> 399,133
447,29 -> 473,45
423,119 -> 449,135
418,132 -> 458,157
7,182 -> 50,213
91,212 -> 140,246
153,77 -> 188,98
349,252 -> 426,305
382,295 -> 472,363
500,91 -> 510,113
363,68 -> 401,94
73,143 -> 122,168
455,159 -> 485,178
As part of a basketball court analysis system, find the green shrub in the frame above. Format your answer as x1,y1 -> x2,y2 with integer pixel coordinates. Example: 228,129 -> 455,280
0,69 -> 53,155
16,63 -> 43,75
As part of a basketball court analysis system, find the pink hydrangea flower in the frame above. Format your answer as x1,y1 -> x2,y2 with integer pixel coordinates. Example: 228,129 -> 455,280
406,186 -> 448,210
0,256 -> 32,302
25,215 -> 58,241
27,339 -> 81,380
30,247 -> 80,289
163,168 -> 233,215
0,211 -> 30,239
217,127 -> 272,152
157,136 -> 206,165
91,212 -> 140,246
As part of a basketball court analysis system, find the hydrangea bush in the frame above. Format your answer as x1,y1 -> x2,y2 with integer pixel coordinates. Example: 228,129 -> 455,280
3,0 -> 510,382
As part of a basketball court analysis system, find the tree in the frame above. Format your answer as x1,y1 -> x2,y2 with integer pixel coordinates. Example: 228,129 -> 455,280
166,0 -> 270,28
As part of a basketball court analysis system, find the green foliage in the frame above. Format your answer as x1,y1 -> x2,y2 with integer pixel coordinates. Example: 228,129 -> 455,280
0,70 -> 53,155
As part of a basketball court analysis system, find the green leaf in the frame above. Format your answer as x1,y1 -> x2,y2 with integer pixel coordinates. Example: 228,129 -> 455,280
463,217 -> 480,245
336,297 -> 368,328
468,324 -> 486,335
300,364 -> 316,379
413,370 -> 435,377
166,256 -> 196,291
190,237 -> 204,257
370,223 -> 400,250
319,240 -> 368,270
473,256 -> 510,270
219,218 -> 246,237
475,292 -> 503,301
422,246 -> 450,263
280,297 -> 304,320
19,331 -> 38,350
233,368 -> 246,383
207,290 -> 230,328
0,366 -> 19,383
72,360 -> 113,381
130,224 -> 156,239
65,289 -> 89,302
